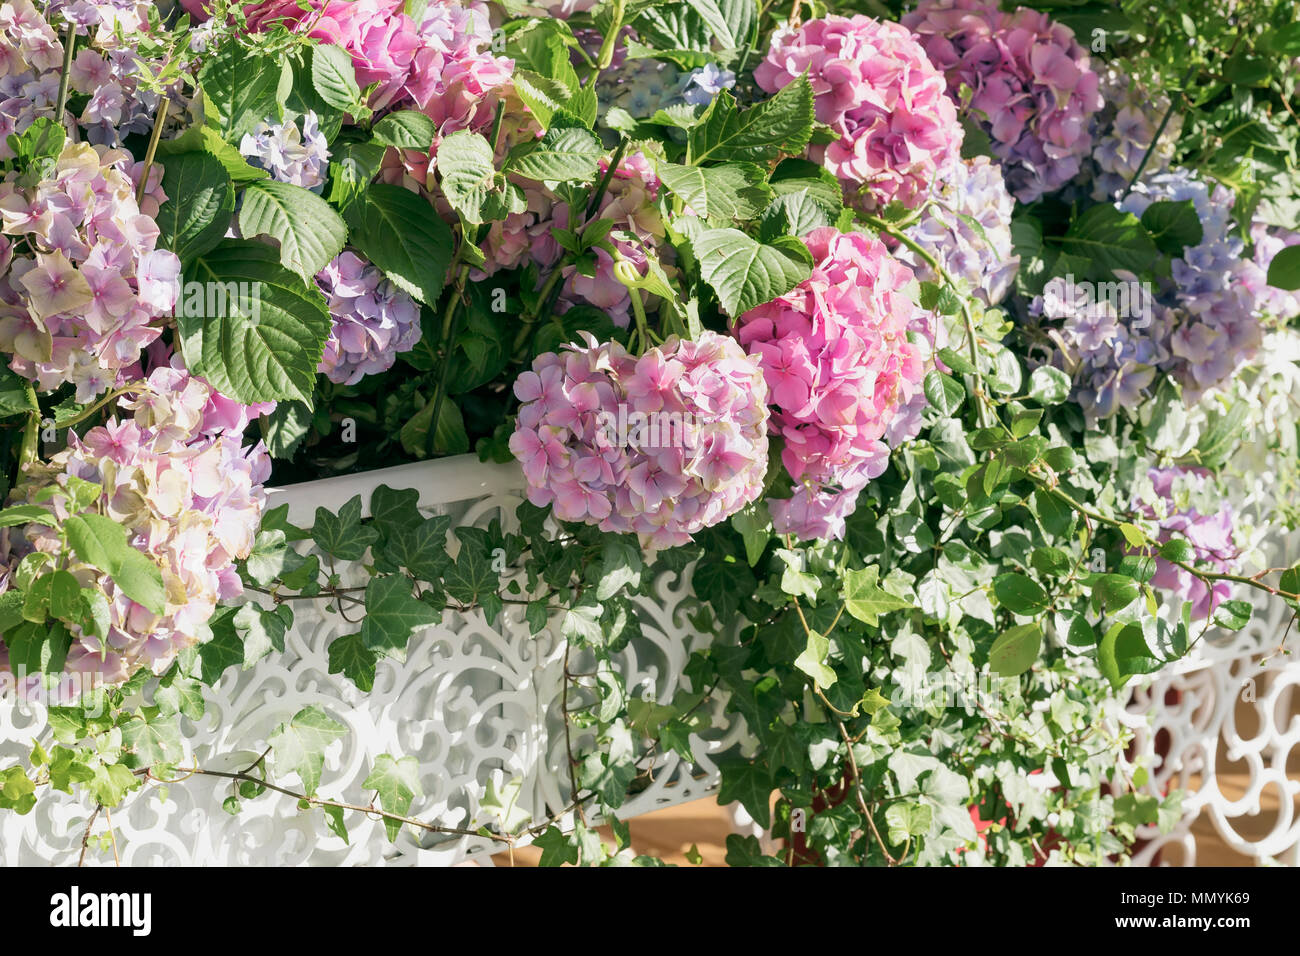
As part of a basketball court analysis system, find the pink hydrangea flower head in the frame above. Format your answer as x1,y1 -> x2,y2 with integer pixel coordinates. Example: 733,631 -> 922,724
510,331 -> 770,552
0,363 -> 270,688
755,15 -> 962,211
903,0 -> 1103,203
734,227 -> 925,540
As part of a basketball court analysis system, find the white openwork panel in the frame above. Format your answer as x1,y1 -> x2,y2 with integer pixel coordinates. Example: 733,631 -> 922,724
1122,532 -> 1300,866
0,456 -> 745,866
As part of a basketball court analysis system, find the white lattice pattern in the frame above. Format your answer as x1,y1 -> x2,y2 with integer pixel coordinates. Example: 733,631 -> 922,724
2,457 -> 1296,865
0,457 -> 747,866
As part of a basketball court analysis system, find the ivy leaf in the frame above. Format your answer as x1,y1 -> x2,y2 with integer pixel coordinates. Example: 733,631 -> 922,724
155,149 -> 234,263
179,241 -> 331,405
122,707 -> 182,768
596,536 -> 642,601
716,757 -> 774,828
345,184 -> 454,305
237,180 -> 347,283
64,514 -> 164,614
359,575 -> 439,660
382,515 -> 452,583
842,565 -> 912,627
688,77 -> 815,165
327,632 -> 377,692
268,705 -> 348,796
311,495 -> 379,561
533,825 -> 580,866
323,805 -> 349,844
692,228 -> 811,317
198,609 -> 244,685
988,623 -> 1042,677
793,631 -> 836,688
364,754 -> 423,841
443,530 -> 500,618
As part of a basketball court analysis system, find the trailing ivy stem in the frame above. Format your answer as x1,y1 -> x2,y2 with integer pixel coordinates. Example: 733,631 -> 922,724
55,24 -> 77,135
136,95 -> 170,206
1037,481 -> 1300,603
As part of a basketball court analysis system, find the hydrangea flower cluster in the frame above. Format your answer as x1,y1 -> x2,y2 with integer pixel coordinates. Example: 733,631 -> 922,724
1087,67 -> 1182,200
1033,272 -> 1170,423
596,55 -> 683,117
1133,467 -> 1239,621
0,362 -> 271,687
1245,220 -> 1300,322
315,251 -> 422,385
903,0 -> 1103,203
755,15 -> 962,211
0,0 -> 173,152
1119,169 -> 1263,402
0,141 -> 180,400
898,155 -> 1019,305
474,153 -> 672,328
734,227 -> 924,540
239,111 -> 330,190
237,0 -> 512,130
509,331 -> 770,552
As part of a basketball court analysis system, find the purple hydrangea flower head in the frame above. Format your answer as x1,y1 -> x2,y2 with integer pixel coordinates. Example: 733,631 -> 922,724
899,155 -> 1019,305
239,111 -> 330,190
903,0 -> 1103,203
1087,66 -> 1182,200
315,251 -> 423,385
1132,466 -> 1239,621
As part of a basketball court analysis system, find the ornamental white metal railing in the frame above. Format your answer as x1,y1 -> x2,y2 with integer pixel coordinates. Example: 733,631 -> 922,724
0,455 -> 1295,865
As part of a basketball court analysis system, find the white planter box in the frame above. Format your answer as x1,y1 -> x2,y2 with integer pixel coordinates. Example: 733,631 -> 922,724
0,455 -> 747,865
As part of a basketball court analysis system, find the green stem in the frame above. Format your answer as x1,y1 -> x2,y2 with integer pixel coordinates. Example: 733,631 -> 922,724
55,25 -> 77,135
862,214 -> 992,428
594,0 -> 626,72
18,384 -> 41,469
135,95 -> 169,206
426,263 -> 470,457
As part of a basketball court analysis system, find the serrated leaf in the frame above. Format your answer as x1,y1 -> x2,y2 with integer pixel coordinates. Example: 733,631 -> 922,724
656,161 -> 772,222
156,150 -> 234,262
688,77 -> 815,165
237,180 -> 347,282
345,185 -> 454,304
178,241 -> 331,405
693,228 -> 810,317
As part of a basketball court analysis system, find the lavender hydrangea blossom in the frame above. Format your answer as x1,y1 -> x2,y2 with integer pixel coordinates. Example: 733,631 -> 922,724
1087,67 -> 1182,201
315,252 -> 423,385
239,111 -> 330,190
899,156 -> 1020,306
